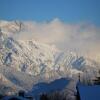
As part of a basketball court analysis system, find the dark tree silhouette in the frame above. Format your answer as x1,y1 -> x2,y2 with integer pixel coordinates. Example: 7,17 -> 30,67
40,94 -> 49,100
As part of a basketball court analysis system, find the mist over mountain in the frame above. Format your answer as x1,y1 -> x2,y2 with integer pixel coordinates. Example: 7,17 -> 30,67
1,19 -> 100,61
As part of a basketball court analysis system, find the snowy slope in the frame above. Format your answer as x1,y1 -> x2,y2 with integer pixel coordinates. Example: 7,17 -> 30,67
0,20 -> 100,94
0,27 -> 57,76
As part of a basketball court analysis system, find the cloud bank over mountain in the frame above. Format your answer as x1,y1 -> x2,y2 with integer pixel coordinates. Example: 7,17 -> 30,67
3,18 -> 98,60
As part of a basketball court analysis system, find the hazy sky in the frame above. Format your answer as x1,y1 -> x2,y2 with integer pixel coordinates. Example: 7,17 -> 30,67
0,0 -> 100,25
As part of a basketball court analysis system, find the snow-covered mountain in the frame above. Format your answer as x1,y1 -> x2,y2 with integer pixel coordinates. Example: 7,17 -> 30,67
0,20 -> 100,95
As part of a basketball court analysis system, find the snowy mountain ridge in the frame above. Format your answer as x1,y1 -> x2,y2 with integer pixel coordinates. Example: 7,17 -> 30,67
0,20 -> 100,76
0,20 -> 100,95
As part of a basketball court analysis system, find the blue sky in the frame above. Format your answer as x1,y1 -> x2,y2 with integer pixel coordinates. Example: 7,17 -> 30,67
0,0 -> 100,25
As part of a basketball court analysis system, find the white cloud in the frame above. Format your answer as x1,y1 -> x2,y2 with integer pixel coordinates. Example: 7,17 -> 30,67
14,18 -> 100,60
